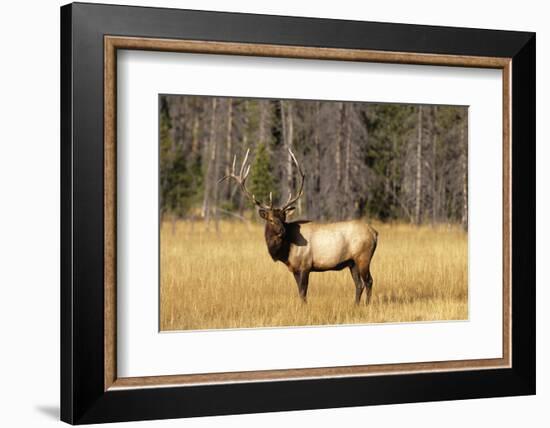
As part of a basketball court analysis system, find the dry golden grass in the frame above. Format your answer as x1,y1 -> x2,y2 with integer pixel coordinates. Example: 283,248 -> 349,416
160,219 -> 467,331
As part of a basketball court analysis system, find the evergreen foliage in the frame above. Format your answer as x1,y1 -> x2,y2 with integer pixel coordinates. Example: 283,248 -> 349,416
249,142 -> 276,206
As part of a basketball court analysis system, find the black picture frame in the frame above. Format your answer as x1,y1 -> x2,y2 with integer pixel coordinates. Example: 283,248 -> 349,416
61,2 -> 535,424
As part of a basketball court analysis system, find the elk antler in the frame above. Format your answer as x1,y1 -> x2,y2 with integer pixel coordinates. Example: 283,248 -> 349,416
218,148 -> 272,209
281,148 -> 305,211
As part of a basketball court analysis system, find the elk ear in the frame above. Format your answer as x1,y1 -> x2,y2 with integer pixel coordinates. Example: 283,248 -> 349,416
284,206 -> 296,219
258,209 -> 268,220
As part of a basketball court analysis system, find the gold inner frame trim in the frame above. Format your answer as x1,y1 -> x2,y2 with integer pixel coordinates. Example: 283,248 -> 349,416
104,35 -> 512,391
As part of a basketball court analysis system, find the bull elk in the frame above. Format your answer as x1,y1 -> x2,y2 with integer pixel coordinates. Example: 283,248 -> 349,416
220,149 -> 378,304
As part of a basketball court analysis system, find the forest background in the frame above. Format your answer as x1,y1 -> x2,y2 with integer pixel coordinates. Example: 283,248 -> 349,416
160,95 -> 468,227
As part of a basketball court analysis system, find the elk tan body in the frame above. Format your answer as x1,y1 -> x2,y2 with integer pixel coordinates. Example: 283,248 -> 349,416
220,148 -> 378,304
271,220 -> 377,272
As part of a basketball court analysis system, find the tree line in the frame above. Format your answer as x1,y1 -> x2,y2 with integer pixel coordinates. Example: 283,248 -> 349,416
160,95 -> 468,227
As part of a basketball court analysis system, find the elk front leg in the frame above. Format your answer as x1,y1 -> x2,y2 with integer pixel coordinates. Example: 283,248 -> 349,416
293,271 -> 310,303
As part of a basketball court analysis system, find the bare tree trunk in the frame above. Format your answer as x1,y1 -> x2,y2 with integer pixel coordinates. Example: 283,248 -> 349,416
392,137 -> 398,217
314,101 -> 321,219
334,102 -> 344,219
280,100 -> 287,205
191,107 -> 199,155
415,105 -> 423,225
461,118 -> 468,229
336,103 -> 343,185
287,104 -> 299,214
439,178 -> 446,225
169,103 -> 178,231
431,106 -> 438,225
343,105 -> 352,218
238,101 -> 249,216
259,100 -> 267,146
280,100 -> 294,210
201,98 -> 217,222
211,102 -> 226,234
224,99 -> 233,201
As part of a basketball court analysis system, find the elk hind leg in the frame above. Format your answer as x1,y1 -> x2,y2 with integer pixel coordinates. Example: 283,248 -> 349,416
349,263 -> 364,305
356,257 -> 374,305
365,272 -> 374,305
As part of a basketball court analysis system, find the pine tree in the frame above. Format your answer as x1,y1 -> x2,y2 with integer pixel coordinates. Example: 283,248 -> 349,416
159,102 -> 200,219
249,142 -> 275,206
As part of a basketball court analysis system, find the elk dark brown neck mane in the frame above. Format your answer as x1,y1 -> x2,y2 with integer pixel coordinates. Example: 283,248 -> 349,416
219,147 -> 378,305
264,222 -> 289,262
264,221 -> 309,263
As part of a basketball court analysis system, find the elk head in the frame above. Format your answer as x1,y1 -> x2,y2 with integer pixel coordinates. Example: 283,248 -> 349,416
219,148 -> 305,239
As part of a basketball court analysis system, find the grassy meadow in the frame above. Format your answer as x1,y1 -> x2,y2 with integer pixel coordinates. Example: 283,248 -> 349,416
160,219 -> 468,331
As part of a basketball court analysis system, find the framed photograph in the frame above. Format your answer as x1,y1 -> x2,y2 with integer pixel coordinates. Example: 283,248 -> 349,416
60,2 -> 535,424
